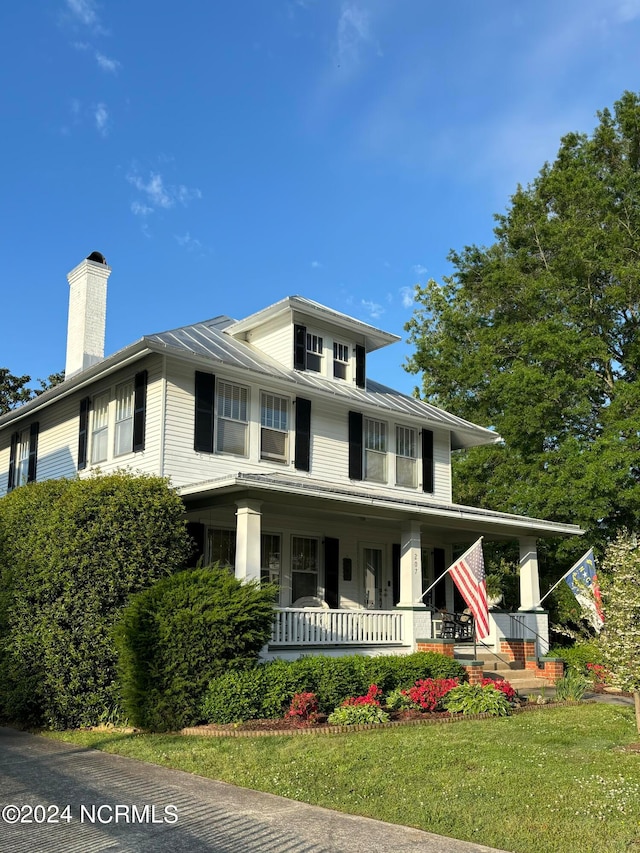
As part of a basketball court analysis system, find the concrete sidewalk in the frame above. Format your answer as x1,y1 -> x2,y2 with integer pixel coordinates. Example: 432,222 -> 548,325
0,727 -> 508,853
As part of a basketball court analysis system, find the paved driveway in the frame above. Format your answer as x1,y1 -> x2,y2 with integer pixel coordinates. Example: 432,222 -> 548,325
0,727 -> 508,853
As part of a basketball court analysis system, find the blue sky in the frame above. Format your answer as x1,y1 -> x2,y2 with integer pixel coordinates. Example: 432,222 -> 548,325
3,0 -> 640,395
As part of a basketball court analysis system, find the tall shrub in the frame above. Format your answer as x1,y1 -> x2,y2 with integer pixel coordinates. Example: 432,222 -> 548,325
115,566 -> 277,731
0,473 -> 191,728
599,532 -> 640,730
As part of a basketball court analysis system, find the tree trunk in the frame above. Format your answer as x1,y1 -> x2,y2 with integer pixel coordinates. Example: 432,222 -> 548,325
635,690 -> 640,734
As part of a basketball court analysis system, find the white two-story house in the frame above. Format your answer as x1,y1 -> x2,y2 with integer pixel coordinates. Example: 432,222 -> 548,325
0,253 -> 582,658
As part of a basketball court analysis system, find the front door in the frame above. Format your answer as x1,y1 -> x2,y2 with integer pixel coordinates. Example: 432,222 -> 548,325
363,546 -> 383,609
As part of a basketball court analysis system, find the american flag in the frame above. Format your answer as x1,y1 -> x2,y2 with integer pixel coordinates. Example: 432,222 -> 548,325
448,539 -> 490,639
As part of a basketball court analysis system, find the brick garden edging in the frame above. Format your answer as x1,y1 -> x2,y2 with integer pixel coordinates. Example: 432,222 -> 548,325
180,701 -> 583,738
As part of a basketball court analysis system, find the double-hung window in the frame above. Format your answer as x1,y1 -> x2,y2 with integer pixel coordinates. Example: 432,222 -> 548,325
291,536 -> 319,601
306,333 -> 323,372
15,428 -> 30,488
91,392 -> 110,464
333,342 -> 349,380
208,528 -> 236,569
217,381 -> 248,456
114,381 -> 134,456
261,533 -> 281,586
261,393 -> 288,463
7,424 -> 39,491
395,425 -> 417,487
364,418 -> 387,483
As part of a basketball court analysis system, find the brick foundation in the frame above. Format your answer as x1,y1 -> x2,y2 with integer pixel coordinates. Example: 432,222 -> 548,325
463,662 -> 484,685
416,639 -> 455,658
524,656 -> 565,681
499,638 -> 525,665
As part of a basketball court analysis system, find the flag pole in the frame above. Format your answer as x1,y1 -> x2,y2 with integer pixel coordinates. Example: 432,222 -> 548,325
535,549 -> 594,608
420,537 -> 484,602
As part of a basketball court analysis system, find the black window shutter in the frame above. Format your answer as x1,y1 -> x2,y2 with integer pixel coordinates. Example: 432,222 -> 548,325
294,324 -> 307,371
7,431 -> 18,491
392,542 -> 401,606
27,422 -> 39,483
348,411 -> 363,480
324,536 -> 340,609
355,344 -> 366,388
294,397 -> 311,471
194,371 -> 216,453
422,429 -> 434,493
133,370 -> 148,453
78,397 -> 90,470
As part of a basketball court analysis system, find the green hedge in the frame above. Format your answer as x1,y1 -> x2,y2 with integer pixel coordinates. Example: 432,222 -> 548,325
115,566 -> 278,732
547,641 -> 603,674
0,473 -> 192,729
201,651 -> 466,723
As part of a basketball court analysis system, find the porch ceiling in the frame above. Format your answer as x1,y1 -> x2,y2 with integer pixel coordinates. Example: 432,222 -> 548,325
179,473 -> 584,543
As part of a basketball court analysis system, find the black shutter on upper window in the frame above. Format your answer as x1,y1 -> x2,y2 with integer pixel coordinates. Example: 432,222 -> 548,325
78,397 -> 90,470
294,324 -> 307,371
194,371 -> 216,453
355,344 -> 366,389
133,370 -> 148,453
7,431 -> 18,491
294,397 -> 311,471
348,411 -> 363,480
422,428 -> 434,493
27,422 -> 39,483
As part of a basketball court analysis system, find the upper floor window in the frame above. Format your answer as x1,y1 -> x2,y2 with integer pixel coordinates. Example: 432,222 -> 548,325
261,393 -> 288,463
114,381 -> 134,456
306,333 -> 323,372
364,418 -> 387,483
333,342 -> 349,380
396,425 -> 417,487
7,423 -> 39,491
15,428 -> 30,488
91,392 -> 109,464
217,381 -> 248,456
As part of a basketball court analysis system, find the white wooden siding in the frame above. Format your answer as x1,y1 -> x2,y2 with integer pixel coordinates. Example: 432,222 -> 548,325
243,315 -> 293,368
0,355 -> 164,497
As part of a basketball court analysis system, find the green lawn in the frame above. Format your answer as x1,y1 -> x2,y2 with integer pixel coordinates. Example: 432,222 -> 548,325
46,703 -> 640,853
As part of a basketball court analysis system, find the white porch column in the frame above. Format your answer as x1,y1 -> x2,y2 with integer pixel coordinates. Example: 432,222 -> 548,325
519,536 -> 542,610
235,499 -> 262,583
398,522 -> 426,608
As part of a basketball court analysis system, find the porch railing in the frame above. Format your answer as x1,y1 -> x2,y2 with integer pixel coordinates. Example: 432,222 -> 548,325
271,607 -> 405,646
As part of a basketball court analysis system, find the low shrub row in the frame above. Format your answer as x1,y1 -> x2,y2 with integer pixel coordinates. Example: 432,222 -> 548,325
200,652 -> 466,723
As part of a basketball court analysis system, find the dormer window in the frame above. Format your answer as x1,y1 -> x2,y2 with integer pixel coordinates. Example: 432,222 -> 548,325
333,342 -> 349,380
306,333 -> 323,372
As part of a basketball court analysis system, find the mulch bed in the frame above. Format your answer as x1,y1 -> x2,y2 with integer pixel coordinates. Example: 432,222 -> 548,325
180,702 -> 570,738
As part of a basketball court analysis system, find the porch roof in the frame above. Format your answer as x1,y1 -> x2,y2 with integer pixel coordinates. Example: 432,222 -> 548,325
178,472 -> 584,541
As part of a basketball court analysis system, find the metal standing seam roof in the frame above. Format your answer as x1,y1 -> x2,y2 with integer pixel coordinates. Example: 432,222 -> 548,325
146,318 -> 500,449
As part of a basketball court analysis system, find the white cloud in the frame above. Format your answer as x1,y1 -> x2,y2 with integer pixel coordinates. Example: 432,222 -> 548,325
66,0 -> 99,26
361,299 -> 384,319
131,201 -> 153,216
400,286 -> 414,308
335,3 -> 373,70
127,169 -> 202,215
175,232 -> 202,251
615,0 -> 640,21
175,184 -> 202,205
127,172 -> 172,208
412,264 -> 428,277
95,52 -> 120,73
94,102 -> 108,135
311,260 -> 323,268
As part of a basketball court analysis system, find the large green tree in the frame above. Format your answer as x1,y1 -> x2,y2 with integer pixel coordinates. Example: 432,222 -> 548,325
406,91 -> 640,556
0,368 -> 64,415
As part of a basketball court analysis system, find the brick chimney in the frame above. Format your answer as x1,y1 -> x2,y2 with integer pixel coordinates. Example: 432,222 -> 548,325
65,251 -> 111,378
